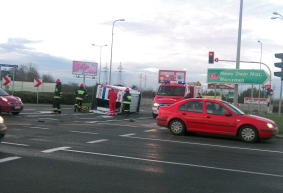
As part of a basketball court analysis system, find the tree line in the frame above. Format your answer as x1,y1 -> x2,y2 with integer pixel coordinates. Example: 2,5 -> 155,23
6,63 -> 55,83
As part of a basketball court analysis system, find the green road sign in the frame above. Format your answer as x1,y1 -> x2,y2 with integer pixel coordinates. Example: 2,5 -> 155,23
207,69 -> 269,85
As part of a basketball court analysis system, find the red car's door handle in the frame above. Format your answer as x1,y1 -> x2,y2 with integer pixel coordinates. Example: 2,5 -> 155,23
182,113 -> 186,115
206,116 -> 211,118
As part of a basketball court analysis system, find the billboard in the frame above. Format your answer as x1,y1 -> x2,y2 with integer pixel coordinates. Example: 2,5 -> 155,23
158,70 -> 186,83
72,61 -> 98,76
207,83 -> 234,89
244,97 -> 268,104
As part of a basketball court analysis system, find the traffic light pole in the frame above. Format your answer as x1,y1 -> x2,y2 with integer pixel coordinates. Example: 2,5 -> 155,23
279,69 -> 283,115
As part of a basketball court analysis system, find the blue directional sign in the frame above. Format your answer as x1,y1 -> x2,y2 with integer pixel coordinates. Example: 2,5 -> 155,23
0,64 -> 18,68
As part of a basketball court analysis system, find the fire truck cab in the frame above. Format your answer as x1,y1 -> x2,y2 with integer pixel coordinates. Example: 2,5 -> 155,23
152,81 -> 203,118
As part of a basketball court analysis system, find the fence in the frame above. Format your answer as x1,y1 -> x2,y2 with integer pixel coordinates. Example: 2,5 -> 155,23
2,81 -> 55,93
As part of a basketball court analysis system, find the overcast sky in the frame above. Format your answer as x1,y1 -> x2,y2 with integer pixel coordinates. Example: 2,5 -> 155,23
1,0 -> 283,97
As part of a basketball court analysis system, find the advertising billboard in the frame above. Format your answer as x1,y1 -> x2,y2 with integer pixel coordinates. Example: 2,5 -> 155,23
244,97 -> 268,104
207,83 -> 235,89
158,70 -> 186,83
72,61 -> 98,76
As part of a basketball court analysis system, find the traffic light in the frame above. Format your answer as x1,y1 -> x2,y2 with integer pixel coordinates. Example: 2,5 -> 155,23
208,51 -> 214,64
274,53 -> 283,79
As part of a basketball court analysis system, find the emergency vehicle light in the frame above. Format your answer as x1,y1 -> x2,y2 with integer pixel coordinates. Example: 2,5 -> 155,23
178,81 -> 186,84
164,80 -> 170,84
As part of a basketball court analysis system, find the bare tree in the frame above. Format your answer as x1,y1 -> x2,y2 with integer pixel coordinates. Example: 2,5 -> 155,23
42,73 -> 55,83
26,63 -> 40,81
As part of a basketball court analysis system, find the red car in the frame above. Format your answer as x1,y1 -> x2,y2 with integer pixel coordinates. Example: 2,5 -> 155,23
156,98 -> 278,143
0,88 -> 23,115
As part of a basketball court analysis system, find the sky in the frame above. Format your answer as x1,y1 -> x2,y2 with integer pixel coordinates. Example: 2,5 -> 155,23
1,0 -> 283,97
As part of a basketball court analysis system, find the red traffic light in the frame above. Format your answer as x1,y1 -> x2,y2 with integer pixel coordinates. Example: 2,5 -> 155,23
214,58 -> 219,62
208,51 -> 214,64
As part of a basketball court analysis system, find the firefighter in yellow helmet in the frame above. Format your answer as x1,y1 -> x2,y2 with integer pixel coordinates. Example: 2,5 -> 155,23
122,87 -> 131,116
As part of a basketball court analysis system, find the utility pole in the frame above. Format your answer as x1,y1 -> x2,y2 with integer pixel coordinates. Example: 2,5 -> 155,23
102,63 -> 109,85
144,74 -> 147,89
139,73 -> 143,90
116,62 -> 124,85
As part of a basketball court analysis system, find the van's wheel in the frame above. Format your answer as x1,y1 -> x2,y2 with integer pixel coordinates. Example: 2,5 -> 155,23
239,125 -> 258,143
169,119 -> 186,136
12,112 -> 20,115
152,113 -> 157,119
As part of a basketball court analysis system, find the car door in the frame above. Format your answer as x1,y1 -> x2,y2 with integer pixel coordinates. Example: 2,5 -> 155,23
204,101 -> 237,135
178,101 -> 207,131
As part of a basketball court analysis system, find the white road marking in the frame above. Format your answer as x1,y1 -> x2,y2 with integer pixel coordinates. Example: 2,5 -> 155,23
98,123 -> 137,127
23,109 -> 36,111
101,116 -> 114,118
0,156 -> 21,163
120,133 -> 136,137
85,121 -> 98,123
70,131 -> 98,135
144,129 -> 156,132
38,118 -> 58,120
30,127 -> 49,130
2,142 -> 30,146
123,135 -> 283,154
42,147 -> 71,153
87,139 -> 108,144
62,148 -> 283,178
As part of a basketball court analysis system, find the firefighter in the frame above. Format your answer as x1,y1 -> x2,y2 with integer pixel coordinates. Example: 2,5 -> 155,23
74,83 -> 88,112
108,88 -> 117,116
122,87 -> 131,116
52,79 -> 63,114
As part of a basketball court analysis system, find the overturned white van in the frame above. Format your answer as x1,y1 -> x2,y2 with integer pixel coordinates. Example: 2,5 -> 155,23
94,85 -> 142,114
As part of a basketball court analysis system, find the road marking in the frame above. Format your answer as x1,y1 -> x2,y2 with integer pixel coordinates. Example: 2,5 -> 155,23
42,147 -> 71,153
120,133 -> 136,137
87,139 -> 108,144
98,123 -> 137,127
23,109 -> 36,111
85,121 -> 98,124
123,135 -> 283,154
0,156 -> 21,163
70,131 -> 98,135
30,127 -> 49,130
2,142 -> 30,146
61,148 -> 283,178
39,118 -> 58,120
144,129 -> 156,132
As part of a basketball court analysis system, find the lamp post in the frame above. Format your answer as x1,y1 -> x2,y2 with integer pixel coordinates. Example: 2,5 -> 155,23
271,12 -> 283,115
257,40 -> 262,112
92,44 -> 107,84
109,19 -> 125,85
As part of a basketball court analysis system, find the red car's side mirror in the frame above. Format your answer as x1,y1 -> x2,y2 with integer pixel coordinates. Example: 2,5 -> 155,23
224,111 -> 231,116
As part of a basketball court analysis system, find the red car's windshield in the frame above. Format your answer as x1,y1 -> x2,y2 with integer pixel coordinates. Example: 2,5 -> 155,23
0,88 -> 9,96
157,86 -> 185,96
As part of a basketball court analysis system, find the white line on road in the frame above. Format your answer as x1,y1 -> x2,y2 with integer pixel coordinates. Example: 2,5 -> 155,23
0,156 -> 21,163
63,148 -> 283,178
30,127 -> 49,130
123,135 -> 283,154
98,123 -> 137,127
144,129 -> 157,132
42,147 -> 71,153
119,133 -> 136,137
70,131 -> 98,135
39,118 -> 58,120
1,142 -> 30,146
23,109 -> 36,111
87,139 -> 108,144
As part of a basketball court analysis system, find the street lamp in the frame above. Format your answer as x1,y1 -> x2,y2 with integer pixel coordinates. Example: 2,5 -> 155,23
271,12 -> 283,20
257,40 -> 262,112
109,19 -> 125,85
92,44 -> 107,84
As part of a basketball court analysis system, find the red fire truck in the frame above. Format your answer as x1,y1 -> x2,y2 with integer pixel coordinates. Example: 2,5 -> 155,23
152,81 -> 203,118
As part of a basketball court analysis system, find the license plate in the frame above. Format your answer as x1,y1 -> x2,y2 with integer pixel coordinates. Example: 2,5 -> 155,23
14,106 -> 21,109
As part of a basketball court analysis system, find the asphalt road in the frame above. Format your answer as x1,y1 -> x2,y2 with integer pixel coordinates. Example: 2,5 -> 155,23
1,104 -> 283,193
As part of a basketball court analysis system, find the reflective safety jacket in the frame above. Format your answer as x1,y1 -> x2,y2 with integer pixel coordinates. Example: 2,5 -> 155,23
75,88 -> 88,100
122,92 -> 132,104
54,82 -> 63,99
